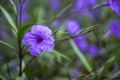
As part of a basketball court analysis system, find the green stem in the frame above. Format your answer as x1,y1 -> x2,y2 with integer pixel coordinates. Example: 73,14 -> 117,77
70,40 -> 93,72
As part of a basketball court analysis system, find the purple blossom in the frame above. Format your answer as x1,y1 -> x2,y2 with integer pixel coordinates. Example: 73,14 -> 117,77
21,12 -> 29,22
49,0 -> 61,11
66,20 -> 88,51
102,0 -> 120,16
110,20 -> 120,38
88,45 -> 98,57
70,67 -> 80,78
66,20 -> 81,35
73,0 -> 97,17
74,37 -> 88,51
109,0 -> 120,16
18,0 -> 30,22
22,24 -> 55,56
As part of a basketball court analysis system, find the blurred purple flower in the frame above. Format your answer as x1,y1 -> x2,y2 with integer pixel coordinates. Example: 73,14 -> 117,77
71,67 -> 80,78
66,20 -> 81,35
74,37 -> 88,51
66,20 -> 88,51
110,20 -> 120,38
109,0 -> 120,16
18,0 -> 30,22
88,45 -> 98,57
102,0 -> 120,16
49,0 -> 61,11
22,24 -> 55,56
73,0 -> 98,17
21,12 -> 29,22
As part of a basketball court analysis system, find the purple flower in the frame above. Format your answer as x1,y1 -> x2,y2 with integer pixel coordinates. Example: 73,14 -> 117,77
49,0 -> 61,11
66,20 -> 88,51
109,0 -> 120,16
21,12 -> 29,22
73,0 -> 97,16
88,45 -> 98,57
18,0 -> 30,22
102,0 -> 120,16
22,24 -> 55,56
110,20 -> 120,38
74,37 -> 88,51
70,67 -> 80,78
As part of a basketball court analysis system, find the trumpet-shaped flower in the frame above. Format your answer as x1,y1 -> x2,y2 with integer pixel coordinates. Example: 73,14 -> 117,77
22,24 -> 55,56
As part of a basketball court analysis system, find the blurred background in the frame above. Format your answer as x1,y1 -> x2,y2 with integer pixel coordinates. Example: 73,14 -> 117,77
0,0 -> 120,80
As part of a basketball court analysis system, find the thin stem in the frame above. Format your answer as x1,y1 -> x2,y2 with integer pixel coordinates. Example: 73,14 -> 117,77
18,40 -> 23,76
18,0 -> 26,77
47,3 -> 73,26
55,25 -> 96,43
7,63 -> 12,79
22,56 -> 35,74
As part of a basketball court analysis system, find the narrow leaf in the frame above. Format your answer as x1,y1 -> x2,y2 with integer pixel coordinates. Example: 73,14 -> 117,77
18,24 -> 33,41
70,40 -> 93,72
51,50 -> 71,61
9,0 -> 17,15
0,5 -> 17,33
56,24 -> 97,43
0,75 -> 7,80
0,40 -> 15,50
98,53 -> 120,78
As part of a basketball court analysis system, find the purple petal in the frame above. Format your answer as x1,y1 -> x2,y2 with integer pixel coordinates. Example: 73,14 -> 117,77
88,45 -> 98,57
74,36 -> 88,51
109,0 -> 120,15
31,25 -> 52,37
22,32 -> 36,45
110,21 -> 118,34
22,12 -> 29,22
66,20 -> 81,35
29,43 -> 41,56
101,1 -> 110,6
40,41 -> 54,52
49,0 -> 61,11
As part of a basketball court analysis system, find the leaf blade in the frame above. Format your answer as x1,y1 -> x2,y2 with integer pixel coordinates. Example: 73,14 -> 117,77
0,40 -> 15,50
0,5 -> 17,33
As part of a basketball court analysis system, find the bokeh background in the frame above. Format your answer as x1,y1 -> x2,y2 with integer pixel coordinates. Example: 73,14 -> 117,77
0,0 -> 120,80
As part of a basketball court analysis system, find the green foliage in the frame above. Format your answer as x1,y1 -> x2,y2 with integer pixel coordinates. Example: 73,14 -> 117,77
0,5 -> 17,36
17,24 -> 33,41
70,40 -> 93,72
98,53 -> 120,78
24,68 -> 34,80
9,0 -> 17,15
0,40 -> 15,50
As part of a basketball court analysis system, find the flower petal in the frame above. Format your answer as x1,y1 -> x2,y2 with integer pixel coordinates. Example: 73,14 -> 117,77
40,42 -> 54,52
29,43 -> 41,56
22,32 -> 36,45
31,24 -> 52,36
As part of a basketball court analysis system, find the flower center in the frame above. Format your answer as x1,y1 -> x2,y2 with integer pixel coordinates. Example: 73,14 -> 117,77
36,37 -> 43,43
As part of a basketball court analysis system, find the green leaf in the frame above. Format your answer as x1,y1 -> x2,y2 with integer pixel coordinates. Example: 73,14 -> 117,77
53,77 -> 69,80
56,24 -> 97,43
0,75 -> 7,80
18,24 -> 33,41
15,77 -> 24,80
107,70 -> 120,79
0,40 -> 15,49
51,50 -> 71,62
98,53 -> 120,78
0,5 -> 17,33
24,68 -> 34,80
70,40 -> 93,72
9,0 -> 17,15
